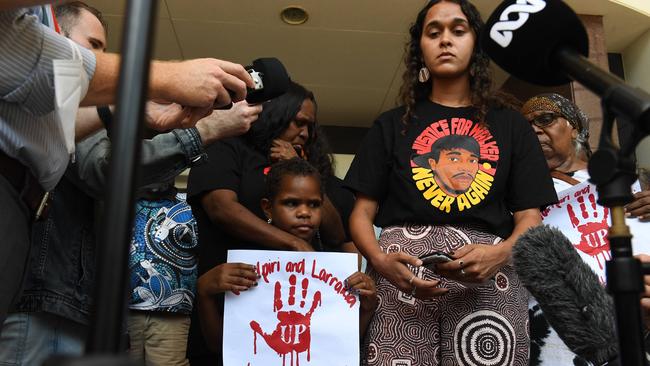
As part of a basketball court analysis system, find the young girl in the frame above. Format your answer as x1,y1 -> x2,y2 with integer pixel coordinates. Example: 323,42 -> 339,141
197,158 -> 377,355
344,1 -> 557,365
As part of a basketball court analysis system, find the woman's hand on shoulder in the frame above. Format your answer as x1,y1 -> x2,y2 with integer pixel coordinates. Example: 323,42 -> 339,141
270,139 -> 300,162
288,237 -> 315,252
626,190 -> 650,222
371,252 -> 447,299
198,262 -> 259,296
436,244 -> 509,283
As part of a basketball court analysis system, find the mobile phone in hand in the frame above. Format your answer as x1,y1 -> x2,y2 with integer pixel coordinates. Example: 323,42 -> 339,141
420,251 -> 453,271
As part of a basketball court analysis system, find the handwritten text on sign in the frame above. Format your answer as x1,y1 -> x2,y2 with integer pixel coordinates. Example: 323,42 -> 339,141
223,250 -> 359,366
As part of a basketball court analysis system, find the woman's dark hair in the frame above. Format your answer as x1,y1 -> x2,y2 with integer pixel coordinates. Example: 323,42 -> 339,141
265,158 -> 322,201
245,82 -> 334,179
399,0 -> 518,131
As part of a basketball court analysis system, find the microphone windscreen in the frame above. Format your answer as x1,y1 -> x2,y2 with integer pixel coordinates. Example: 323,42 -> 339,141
513,225 -> 617,365
480,0 -> 589,86
246,57 -> 291,104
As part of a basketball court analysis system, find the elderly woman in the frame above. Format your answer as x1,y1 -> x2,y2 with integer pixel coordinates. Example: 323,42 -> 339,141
521,93 -> 591,191
522,93 -> 650,211
522,93 -> 650,365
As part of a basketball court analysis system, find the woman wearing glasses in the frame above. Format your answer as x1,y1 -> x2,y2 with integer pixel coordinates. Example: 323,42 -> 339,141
521,93 -> 591,365
521,93 -> 650,365
521,93 -> 592,192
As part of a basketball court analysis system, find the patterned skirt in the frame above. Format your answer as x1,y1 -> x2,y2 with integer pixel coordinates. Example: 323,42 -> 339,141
362,224 -> 529,366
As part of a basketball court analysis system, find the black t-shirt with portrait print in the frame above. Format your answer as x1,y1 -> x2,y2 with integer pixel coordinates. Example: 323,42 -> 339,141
344,100 -> 557,239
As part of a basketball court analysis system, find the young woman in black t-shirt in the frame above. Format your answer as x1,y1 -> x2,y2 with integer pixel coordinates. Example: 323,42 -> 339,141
344,1 -> 557,365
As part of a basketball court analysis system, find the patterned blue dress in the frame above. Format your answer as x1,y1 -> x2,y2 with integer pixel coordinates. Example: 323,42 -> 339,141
129,194 -> 198,314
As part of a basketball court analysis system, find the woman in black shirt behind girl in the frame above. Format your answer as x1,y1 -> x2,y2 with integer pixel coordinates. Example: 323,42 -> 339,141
187,82 -> 354,364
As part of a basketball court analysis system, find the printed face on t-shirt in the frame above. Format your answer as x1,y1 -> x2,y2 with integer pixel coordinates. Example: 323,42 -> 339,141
428,148 -> 479,196
411,116 -> 500,213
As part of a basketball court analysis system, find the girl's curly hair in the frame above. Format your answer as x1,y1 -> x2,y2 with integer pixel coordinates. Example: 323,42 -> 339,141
399,0 -> 519,132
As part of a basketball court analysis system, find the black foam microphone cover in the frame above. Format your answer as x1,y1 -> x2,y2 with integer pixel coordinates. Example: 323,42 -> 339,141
245,57 -> 291,104
480,0 -> 589,86
513,225 -> 618,365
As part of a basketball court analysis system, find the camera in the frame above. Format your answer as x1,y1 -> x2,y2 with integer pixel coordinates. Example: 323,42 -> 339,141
215,57 -> 290,109
247,68 -> 264,91
244,57 -> 290,104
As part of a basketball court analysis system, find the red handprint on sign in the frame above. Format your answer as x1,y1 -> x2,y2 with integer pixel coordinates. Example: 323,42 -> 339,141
250,274 -> 322,366
566,191 -> 611,269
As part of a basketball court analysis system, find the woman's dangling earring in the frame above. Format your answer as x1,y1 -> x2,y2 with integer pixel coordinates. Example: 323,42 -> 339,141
267,218 -> 272,224
418,67 -> 430,83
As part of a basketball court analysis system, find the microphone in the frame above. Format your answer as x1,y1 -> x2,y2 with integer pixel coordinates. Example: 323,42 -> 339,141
215,57 -> 291,109
480,0 -> 587,86
513,225 -> 619,365
245,57 -> 290,104
480,0 -> 650,133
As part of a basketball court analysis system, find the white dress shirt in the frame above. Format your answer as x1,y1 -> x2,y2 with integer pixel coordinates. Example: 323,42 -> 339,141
0,8 -> 96,191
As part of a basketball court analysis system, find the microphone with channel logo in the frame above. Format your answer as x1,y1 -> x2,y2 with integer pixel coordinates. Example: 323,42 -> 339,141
480,0 -> 586,86
216,57 -> 291,109
244,57 -> 291,104
479,0 -> 650,133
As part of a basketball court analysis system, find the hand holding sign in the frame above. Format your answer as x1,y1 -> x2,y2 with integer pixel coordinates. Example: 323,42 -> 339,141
249,274 -> 322,362
197,262 -> 258,296
626,190 -> 650,221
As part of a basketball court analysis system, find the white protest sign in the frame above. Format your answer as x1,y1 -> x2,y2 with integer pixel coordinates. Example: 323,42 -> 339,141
542,181 -> 650,282
223,250 -> 359,366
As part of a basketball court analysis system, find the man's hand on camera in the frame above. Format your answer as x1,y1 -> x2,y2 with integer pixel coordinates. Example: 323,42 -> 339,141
144,101 -> 212,131
194,101 -> 263,145
153,58 -> 254,108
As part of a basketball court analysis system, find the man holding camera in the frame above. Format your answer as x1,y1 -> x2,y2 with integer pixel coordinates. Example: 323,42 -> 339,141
0,1 -> 255,334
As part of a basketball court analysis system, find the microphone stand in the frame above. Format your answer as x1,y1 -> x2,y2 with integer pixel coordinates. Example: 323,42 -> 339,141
589,103 -> 646,366
556,47 -> 650,365
43,0 -> 158,364
87,0 -> 157,353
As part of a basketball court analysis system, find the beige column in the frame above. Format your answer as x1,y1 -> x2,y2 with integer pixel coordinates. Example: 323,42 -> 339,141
572,15 -> 610,150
